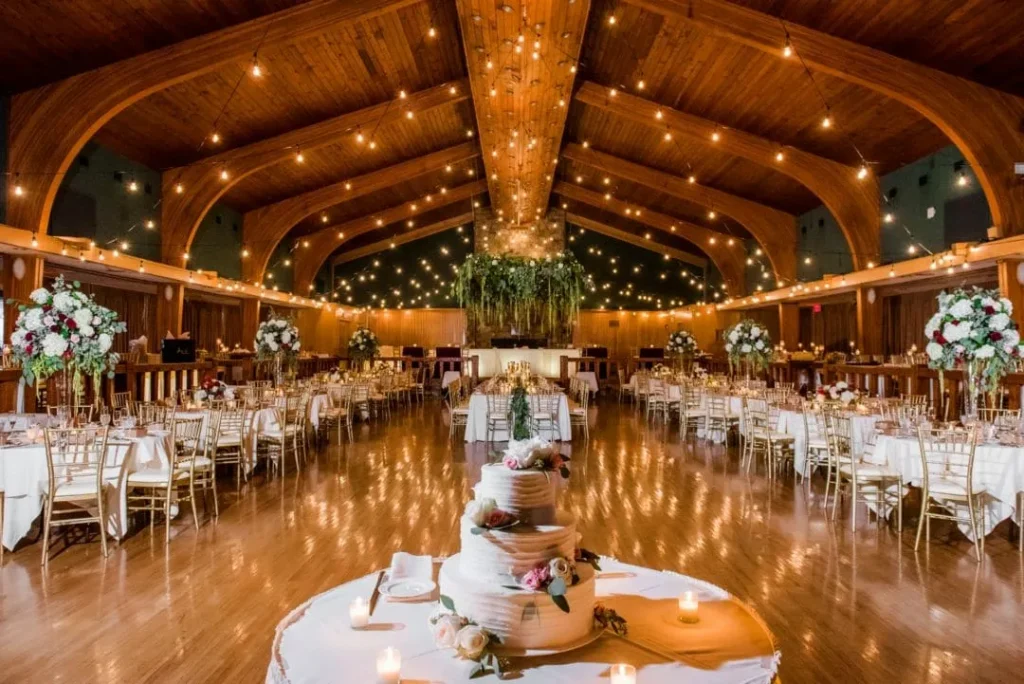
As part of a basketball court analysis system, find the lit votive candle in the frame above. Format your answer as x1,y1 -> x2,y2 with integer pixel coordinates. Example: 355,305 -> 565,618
678,591 -> 699,623
376,647 -> 401,684
349,596 -> 369,629
609,663 -> 636,684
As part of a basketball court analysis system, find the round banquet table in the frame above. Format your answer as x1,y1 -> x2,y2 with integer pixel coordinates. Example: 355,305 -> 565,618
265,559 -> 780,684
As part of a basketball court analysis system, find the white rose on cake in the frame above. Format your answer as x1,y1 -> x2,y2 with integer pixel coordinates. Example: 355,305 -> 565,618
430,614 -> 464,649
454,625 -> 489,660
548,557 -> 573,584
466,498 -> 497,527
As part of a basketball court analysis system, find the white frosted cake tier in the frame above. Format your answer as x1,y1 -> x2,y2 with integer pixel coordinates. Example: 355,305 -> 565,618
459,511 -> 576,581
475,463 -> 558,525
439,554 -> 596,649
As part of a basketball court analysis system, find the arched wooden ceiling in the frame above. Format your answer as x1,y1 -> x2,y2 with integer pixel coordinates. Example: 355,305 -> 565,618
4,0 -> 1023,300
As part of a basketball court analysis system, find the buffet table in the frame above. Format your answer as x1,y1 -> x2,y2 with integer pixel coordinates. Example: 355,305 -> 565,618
266,559 -> 779,684
468,348 -> 581,379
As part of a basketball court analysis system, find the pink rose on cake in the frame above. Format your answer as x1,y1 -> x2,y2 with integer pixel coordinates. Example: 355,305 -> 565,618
454,625 -> 489,660
501,436 -> 571,478
466,497 -> 518,531
521,564 -> 551,590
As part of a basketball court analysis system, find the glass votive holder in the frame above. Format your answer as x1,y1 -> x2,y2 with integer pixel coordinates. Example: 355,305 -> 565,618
349,596 -> 369,629
677,590 -> 699,623
609,663 -> 636,684
376,647 -> 401,684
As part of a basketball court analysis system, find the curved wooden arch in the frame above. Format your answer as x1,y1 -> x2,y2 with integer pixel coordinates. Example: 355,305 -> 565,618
290,180 -> 487,293
575,81 -> 880,269
332,213 -> 474,267
562,144 -> 797,283
243,142 -> 480,283
163,81 -> 468,264
5,0 -> 419,237
554,182 -> 747,296
633,0 -> 1024,237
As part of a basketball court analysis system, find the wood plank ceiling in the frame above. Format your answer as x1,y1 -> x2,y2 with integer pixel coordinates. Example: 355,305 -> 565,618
6,0 -> 1022,300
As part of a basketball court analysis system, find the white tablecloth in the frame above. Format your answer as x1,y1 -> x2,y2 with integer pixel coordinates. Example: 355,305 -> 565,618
0,432 -> 173,550
464,393 -> 572,442
865,434 -> 1024,538
775,410 -> 878,475
576,371 -> 598,393
265,559 -> 779,684
442,371 -> 463,388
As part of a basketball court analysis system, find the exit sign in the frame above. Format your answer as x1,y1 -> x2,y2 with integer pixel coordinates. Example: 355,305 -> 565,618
812,303 -> 822,313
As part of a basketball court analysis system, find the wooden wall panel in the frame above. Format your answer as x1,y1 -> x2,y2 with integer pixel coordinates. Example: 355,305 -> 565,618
366,309 -> 466,350
183,297 -> 243,352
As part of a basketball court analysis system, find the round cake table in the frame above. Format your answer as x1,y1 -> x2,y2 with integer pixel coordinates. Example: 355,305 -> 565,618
266,559 -> 780,683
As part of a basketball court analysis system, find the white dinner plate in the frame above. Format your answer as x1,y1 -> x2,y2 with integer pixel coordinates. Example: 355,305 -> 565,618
378,578 -> 437,599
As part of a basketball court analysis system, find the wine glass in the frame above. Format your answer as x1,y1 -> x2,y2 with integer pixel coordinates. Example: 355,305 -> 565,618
99,410 -> 111,428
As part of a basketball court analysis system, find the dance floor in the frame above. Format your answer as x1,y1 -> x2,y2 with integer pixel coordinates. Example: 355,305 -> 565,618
1,400 -> 1021,683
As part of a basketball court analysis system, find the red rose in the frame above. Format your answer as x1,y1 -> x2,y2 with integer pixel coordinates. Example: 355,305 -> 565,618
66,319 -> 77,329
486,510 -> 509,527
990,331 -> 1003,341
934,333 -> 947,345
25,345 -> 33,355
985,306 -> 996,315
50,325 -> 59,332
24,332 -> 33,341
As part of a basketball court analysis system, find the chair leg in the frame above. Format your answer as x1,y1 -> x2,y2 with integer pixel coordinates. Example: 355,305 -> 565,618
40,499 -> 52,567
211,468 -> 220,518
967,494 -> 982,562
914,492 -> 927,550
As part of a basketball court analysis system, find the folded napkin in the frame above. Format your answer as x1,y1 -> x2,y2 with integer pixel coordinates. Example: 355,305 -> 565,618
388,552 -> 433,583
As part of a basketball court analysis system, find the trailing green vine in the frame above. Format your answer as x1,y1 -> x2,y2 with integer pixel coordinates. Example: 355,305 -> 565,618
510,384 -> 531,440
451,251 -> 587,337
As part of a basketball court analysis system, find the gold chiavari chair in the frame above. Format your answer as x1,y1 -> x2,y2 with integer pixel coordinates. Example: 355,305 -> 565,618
569,381 -> 589,440
633,372 -> 650,414
257,394 -> 305,476
645,378 -> 668,423
705,393 -> 740,445
617,368 -> 634,404
916,427 -> 987,560
801,407 -> 831,483
446,380 -> 470,441
248,380 -> 272,393
532,392 -> 563,440
47,404 -> 95,426
977,407 -> 1021,426
485,392 -> 511,444
680,386 -> 706,440
111,391 -> 133,416
410,366 -> 427,402
320,386 -> 353,444
743,401 -> 794,478
126,415 -> 211,543
775,382 -> 795,393
135,401 -> 168,427
829,412 -> 902,532
41,426 -> 111,565
368,378 -> 390,420
210,405 -> 251,491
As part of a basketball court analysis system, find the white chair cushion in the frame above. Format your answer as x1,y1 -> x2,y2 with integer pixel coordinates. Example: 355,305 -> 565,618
127,469 -> 185,485
839,463 -> 899,479
807,438 -> 828,450
451,408 -> 470,415
928,476 -> 986,496
54,479 -> 102,498
768,432 -> 795,442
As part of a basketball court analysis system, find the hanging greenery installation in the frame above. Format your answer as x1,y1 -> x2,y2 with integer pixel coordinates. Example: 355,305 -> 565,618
451,251 -> 588,336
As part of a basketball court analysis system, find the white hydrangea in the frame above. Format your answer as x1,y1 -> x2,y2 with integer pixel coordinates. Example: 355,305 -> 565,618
268,340 -> 279,352
41,332 -> 68,358
725,343 -> 733,352
1001,298 -> 1013,315
975,344 -> 995,359
942,321 -> 970,342
948,299 -> 974,320
52,291 -> 76,313
72,308 -> 93,329
926,342 -> 943,360
22,308 -> 44,331
990,313 -> 1010,331
80,325 -> 95,338
281,331 -> 292,343
1002,329 -> 1020,347
750,326 -> 762,338
10,329 -> 25,346
29,288 -> 49,304
755,340 -> 764,350
924,313 -> 942,339
740,343 -> 752,353
97,333 -> 112,353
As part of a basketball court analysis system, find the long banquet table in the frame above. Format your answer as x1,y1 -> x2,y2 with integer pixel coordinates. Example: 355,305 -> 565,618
464,392 -> 572,442
266,558 -> 779,684
467,348 -> 581,379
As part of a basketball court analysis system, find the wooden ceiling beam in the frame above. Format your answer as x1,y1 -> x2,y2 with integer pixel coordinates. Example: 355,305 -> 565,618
5,0 -> 420,238
332,213 -> 474,267
564,213 -> 706,269
454,0 -> 590,224
162,81 -> 469,265
554,182 -> 746,296
562,143 -> 796,282
630,0 -> 1024,237
575,81 -> 880,269
242,141 -> 480,283
290,180 -> 487,294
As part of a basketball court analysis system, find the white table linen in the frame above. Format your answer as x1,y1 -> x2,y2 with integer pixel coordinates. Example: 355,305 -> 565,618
265,559 -> 779,684
774,410 -> 878,474
865,434 -> 1024,538
468,348 -> 581,379
442,370 -> 463,388
0,432 -> 173,550
464,393 -> 572,442
575,371 -> 599,393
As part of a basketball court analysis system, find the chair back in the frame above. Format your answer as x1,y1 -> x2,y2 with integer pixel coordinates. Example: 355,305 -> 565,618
111,391 -> 133,415
486,392 -> 511,414
42,426 -> 110,499
824,410 -> 852,465
135,402 -> 168,427
916,427 -> 978,498
172,415 -> 205,465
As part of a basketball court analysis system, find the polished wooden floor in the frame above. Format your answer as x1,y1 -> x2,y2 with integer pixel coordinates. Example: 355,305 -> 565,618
2,399 -> 1023,683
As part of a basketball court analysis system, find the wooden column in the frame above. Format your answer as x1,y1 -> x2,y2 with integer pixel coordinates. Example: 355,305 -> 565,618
155,283 -> 185,338
855,286 -> 883,356
1,254 -> 44,340
241,298 -> 261,350
777,303 -> 799,351
997,259 -> 1024,331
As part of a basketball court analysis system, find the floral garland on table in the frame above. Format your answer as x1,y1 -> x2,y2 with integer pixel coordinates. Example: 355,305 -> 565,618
255,312 -> 301,360
347,327 -> 379,362
666,329 -> 699,356
431,598 -> 504,678
924,287 -> 1023,390
815,381 -> 860,406
724,319 -> 772,372
196,374 -> 233,402
11,276 -> 127,397
509,383 -> 531,440
502,436 -> 570,478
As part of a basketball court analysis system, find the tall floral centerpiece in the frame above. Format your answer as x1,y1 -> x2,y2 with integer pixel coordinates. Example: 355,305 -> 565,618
255,312 -> 301,387
666,329 -> 699,374
348,327 -> 379,370
924,287 -> 1023,420
724,319 -> 772,381
10,276 -> 127,413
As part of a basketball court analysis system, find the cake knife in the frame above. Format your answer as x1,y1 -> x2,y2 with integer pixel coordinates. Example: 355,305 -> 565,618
368,569 -> 386,616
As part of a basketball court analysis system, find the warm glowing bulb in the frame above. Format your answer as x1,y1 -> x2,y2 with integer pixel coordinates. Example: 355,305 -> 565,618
857,165 -> 869,180
664,132 -> 672,141
957,173 -> 969,187
368,140 -> 377,150
127,180 -> 138,192
399,89 -> 407,99
428,26 -> 436,38
486,59 -> 493,70
251,60 -> 262,77
707,210 -> 716,219
637,79 -> 645,90
356,132 -> 365,143
211,132 -> 221,144
219,169 -> 229,181
608,15 -> 616,25
883,212 -> 894,223
688,175 -> 696,184
775,151 -> 784,162
783,40 -> 792,58
711,131 -> 720,142
14,183 -> 25,197
295,150 -> 305,163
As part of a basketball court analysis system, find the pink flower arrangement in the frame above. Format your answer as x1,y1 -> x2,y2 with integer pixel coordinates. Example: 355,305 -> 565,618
521,565 -> 551,591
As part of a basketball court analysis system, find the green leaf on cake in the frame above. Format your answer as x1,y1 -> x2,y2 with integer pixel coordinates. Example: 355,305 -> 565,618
468,662 -> 484,679
470,526 -> 485,535
550,593 -> 570,613
440,594 -> 456,612
559,465 -> 570,479
548,577 -> 566,596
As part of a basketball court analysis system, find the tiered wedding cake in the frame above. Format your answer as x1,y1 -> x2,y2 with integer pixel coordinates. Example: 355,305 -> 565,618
438,446 -> 596,650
